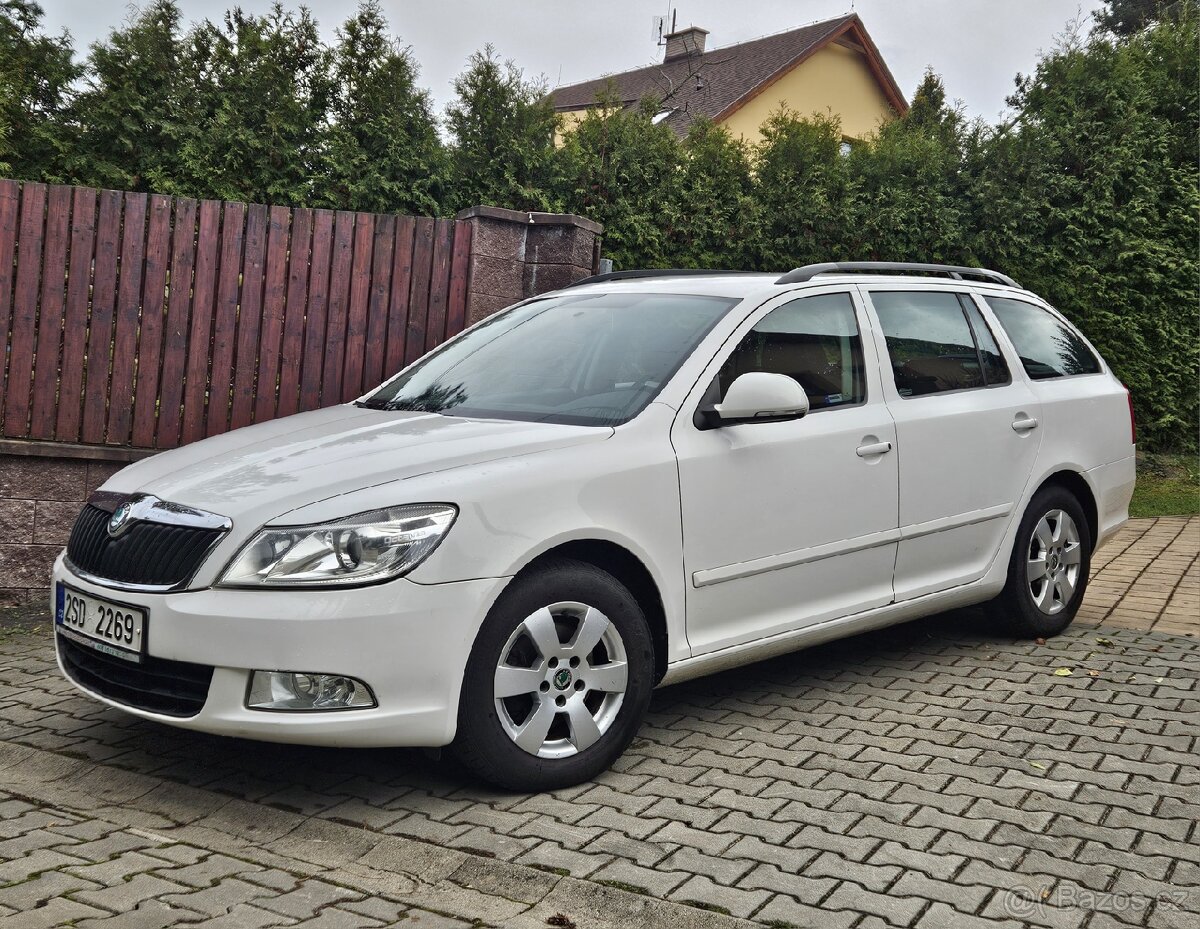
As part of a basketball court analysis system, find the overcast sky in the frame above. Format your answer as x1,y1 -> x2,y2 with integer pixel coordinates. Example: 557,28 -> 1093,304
40,1 -> 1105,124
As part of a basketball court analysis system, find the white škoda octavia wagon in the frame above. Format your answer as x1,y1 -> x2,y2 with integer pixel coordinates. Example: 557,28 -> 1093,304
53,263 -> 1136,790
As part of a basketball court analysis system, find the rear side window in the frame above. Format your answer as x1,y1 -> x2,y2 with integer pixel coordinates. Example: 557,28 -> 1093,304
871,291 -> 1010,397
984,296 -> 1102,379
718,292 -> 865,411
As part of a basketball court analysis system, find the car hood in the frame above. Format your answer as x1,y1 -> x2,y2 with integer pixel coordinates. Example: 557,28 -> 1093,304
103,405 -> 612,530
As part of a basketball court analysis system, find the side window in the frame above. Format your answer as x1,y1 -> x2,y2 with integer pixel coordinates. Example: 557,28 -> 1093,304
962,297 -> 1011,386
718,292 -> 865,411
872,291 -> 999,397
985,296 -> 1102,379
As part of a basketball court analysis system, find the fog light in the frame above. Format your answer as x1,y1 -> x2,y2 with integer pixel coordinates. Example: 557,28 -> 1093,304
247,671 -> 376,711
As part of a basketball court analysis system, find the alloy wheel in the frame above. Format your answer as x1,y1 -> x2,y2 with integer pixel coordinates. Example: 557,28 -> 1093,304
493,601 -> 628,759
1027,509 -> 1082,616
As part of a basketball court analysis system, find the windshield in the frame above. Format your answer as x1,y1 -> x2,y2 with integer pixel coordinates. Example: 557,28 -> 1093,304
361,292 -> 737,425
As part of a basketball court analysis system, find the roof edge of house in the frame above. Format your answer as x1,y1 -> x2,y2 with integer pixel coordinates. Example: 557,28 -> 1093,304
551,13 -> 909,125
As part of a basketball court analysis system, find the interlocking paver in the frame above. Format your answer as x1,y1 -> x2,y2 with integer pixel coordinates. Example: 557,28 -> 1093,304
0,515 -> 1195,928
667,874 -> 770,918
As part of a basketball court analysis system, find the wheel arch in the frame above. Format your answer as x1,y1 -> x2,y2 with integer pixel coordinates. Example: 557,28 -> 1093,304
515,539 -> 670,684
1037,469 -> 1099,551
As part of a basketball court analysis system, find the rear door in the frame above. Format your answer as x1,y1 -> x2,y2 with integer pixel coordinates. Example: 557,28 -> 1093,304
860,286 -> 1042,601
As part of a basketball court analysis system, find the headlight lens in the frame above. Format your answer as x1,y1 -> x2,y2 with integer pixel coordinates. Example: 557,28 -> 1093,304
218,504 -> 456,588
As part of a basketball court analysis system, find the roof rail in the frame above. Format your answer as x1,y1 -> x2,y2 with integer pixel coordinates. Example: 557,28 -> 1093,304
775,262 -> 1020,288
565,269 -> 760,288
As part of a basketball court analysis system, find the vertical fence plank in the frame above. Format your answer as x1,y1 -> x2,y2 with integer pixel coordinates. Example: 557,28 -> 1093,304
28,185 -> 71,440
424,219 -> 455,354
180,200 -> 221,445
3,182 -> 46,438
3,187 -> 501,449
131,195 -> 172,448
253,206 -> 291,423
230,203 -> 267,430
361,215 -> 394,393
276,208 -> 312,418
0,180 -> 18,435
341,212 -> 374,402
321,211 -> 355,406
446,220 -> 473,340
299,210 -> 333,412
205,201 -> 246,437
104,192 -> 147,445
404,217 -> 435,366
157,197 -> 198,448
56,187 -> 97,442
79,190 -> 123,444
384,216 -> 415,378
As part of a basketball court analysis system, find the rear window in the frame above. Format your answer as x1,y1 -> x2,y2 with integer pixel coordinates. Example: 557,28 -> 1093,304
871,291 -> 1009,397
984,297 -> 1101,379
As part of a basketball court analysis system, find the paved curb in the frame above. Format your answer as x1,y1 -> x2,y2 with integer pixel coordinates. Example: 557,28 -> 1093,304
0,741 -> 758,929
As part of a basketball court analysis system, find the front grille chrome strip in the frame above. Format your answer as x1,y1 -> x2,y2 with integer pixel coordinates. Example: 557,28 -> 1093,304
62,559 -> 191,594
87,491 -> 233,532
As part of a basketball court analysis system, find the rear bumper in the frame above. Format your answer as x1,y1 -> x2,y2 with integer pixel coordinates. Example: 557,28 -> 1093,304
51,553 -> 507,748
1089,454 -> 1136,550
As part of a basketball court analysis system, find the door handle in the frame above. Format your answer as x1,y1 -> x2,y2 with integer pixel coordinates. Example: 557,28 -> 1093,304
856,441 -> 893,458
1012,416 -> 1039,433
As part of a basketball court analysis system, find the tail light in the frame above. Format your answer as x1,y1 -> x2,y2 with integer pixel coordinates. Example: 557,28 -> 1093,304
1126,388 -> 1136,445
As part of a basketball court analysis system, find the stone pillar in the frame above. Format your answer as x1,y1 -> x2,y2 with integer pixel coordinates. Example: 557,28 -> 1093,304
455,206 -> 603,326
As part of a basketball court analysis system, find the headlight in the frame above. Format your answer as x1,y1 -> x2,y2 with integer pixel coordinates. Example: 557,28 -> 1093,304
218,504 -> 456,588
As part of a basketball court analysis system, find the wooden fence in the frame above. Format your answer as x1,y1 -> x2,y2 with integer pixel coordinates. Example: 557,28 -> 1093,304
0,179 -> 472,450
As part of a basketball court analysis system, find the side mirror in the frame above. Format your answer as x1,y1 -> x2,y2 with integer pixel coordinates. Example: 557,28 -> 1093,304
712,372 -> 809,425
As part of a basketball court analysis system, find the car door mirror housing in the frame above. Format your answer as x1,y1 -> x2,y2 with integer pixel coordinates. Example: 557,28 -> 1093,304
712,372 -> 810,425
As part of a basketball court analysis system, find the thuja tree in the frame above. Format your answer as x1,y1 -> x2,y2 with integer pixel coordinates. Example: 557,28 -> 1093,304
444,45 -> 559,213
748,110 -> 849,270
67,1 -> 189,192
317,1 -> 443,214
555,93 -> 683,269
173,3 -> 331,205
667,119 -> 757,269
970,13 -> 1199,450
0,0 -> 77,181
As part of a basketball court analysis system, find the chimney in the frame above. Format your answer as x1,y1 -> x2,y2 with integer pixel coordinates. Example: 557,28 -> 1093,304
664,26 -> 708,62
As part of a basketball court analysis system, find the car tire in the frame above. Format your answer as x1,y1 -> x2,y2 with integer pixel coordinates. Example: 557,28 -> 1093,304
989,485 -> 1092,638
452,558 -> 655,791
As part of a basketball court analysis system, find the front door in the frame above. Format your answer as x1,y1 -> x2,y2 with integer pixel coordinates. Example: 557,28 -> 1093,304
671,288 -> 900,656
860,286 -> 1043,601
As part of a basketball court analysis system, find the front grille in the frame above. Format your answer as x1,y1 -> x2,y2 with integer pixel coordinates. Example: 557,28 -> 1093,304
58,635 -> 213,717
66,503 -> 224,588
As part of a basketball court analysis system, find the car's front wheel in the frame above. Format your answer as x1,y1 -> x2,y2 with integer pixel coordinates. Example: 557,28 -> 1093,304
453,558 -> 655,791
990,485 -> 1092,638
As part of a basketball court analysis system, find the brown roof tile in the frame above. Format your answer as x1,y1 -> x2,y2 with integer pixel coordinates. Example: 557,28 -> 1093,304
551,14 -> 905,137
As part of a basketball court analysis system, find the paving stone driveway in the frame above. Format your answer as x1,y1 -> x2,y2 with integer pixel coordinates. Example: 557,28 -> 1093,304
0,516 -> 1196,929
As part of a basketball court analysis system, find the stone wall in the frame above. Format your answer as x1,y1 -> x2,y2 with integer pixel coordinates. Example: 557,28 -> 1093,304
0,448 -> 148,605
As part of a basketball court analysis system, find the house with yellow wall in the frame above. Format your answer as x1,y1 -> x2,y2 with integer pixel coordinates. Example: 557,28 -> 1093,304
551,14 -> 907,144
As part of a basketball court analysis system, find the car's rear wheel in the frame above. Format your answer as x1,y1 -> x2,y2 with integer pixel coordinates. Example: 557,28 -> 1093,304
453,558 -> 655,791
990,485 -> 1092,638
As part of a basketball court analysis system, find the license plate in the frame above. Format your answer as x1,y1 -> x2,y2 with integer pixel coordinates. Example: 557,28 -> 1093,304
55,584 -> 146,663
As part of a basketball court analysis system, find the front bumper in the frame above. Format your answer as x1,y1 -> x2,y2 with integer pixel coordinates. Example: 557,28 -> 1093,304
51,553 -> 507,748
